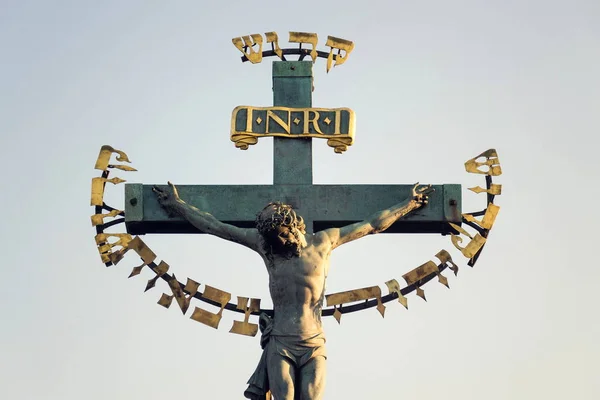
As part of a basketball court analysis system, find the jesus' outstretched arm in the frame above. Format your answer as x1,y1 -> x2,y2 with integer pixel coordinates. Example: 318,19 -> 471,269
317,183 -> 434,250
152,182 -> 261,252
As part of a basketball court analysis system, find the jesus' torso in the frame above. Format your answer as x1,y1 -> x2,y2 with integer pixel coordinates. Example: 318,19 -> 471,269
260,234 -> 331,336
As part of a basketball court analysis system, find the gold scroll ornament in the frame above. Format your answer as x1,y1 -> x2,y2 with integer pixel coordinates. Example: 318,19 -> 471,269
326,286 -> 386,323
230,297 -> 261,336
190,285 -> 232,329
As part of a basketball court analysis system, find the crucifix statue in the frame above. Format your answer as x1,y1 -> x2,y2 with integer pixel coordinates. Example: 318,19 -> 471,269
90,31 -> 503,400
153,181 -> 433,399
130,32 -> 458,400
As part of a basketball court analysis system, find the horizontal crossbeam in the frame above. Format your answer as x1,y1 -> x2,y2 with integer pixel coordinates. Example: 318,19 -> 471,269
125,184 -> 462,235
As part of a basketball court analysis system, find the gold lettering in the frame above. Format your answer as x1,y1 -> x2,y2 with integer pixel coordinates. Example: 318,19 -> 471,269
266,109 -> 291,134
334,109 -> 341,135
232,33 -> 263,64
265,31 -> 283,60
325,36 -> 355,73
90,209 -> 122,226
189,285 -> 232,329
435,249 -> 459,276
94,233 -> 132,264
402,261 -> 439,286
465,149 -> 502,176
94,145 -> 132,171
385,279 -> 408,309
449,223 -> 487,259
91,177 -> 126,206
463,204 -> 500,231
145,260 -> 169,292
230,297 -> 261,336
289,31 -> 318,62
128,236 -> 157,265
326,286 -> 385,319
304,110 -> 324,134
468,184 -> 502,195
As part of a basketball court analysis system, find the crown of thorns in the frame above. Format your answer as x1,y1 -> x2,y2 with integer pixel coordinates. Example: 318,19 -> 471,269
256,202 -> 305,235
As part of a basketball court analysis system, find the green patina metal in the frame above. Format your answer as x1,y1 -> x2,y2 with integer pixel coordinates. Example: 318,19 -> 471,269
124,60 -> 462,235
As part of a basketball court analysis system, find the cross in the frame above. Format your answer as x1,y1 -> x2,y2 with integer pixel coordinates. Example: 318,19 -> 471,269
124,61 -> 462,236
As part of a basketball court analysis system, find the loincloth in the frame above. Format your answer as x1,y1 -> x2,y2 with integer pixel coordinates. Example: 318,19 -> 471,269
244,314 -> 327,400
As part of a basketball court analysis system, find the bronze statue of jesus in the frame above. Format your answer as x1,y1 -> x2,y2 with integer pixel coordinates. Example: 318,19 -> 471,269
153,182 -> 432,400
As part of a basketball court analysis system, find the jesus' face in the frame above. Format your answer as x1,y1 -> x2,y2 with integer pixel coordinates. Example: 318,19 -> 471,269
256,203 -> 307,258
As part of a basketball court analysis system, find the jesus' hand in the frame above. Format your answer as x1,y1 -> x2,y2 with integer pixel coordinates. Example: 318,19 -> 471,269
152,181 -> 183,217
411,183 -> 434,207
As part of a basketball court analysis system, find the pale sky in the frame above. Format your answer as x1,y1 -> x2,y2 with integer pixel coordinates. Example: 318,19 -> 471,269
1,1 -> 599,399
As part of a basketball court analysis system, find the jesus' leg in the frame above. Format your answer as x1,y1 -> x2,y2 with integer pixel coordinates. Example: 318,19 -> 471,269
299,356 -> 326,400
267,352 -> 296,400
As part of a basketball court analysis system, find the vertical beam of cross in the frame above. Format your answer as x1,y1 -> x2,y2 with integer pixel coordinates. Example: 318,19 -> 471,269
272,61 -> 313,186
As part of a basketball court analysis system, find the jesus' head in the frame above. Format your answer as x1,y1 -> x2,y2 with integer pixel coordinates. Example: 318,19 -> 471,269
255,202 -> 307,258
